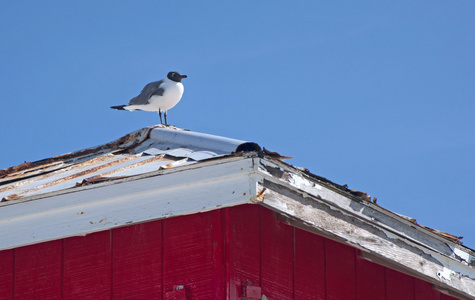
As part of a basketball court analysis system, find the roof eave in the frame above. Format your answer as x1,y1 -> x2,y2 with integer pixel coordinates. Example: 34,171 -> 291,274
1,154 -> 474,298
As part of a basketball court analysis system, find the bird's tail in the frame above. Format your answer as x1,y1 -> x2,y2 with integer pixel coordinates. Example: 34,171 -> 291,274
110,105 -> 127,110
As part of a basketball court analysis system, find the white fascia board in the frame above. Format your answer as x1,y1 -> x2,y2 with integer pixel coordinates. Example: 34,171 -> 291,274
0,157 -> 260,251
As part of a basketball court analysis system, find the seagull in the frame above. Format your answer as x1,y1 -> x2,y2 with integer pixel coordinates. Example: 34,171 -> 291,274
111,71 -> 187,125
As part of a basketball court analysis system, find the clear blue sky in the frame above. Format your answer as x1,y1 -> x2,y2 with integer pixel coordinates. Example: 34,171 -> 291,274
1,2 -> 474,248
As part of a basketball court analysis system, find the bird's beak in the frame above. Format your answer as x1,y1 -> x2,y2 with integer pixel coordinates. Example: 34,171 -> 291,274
181,75 -> 188,79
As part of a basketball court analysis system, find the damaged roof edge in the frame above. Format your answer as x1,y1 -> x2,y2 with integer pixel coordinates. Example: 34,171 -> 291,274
148,127 -> 261,154
262,156 -> 471,248
0,126 -> 153,180
0,126 -> 261,180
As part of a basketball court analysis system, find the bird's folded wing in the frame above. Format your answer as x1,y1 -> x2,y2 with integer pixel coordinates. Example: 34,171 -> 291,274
128,80 -> 165,105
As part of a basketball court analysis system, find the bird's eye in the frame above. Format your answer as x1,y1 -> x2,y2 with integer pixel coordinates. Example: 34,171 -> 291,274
171,73 -> 175,76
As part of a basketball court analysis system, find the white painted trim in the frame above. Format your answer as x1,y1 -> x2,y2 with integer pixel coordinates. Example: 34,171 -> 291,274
0,158 -> 257,250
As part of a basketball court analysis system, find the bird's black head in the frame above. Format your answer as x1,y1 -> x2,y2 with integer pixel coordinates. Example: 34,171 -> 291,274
167,71 -> 188,82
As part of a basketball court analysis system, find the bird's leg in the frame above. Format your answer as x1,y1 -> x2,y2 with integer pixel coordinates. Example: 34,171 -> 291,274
164,111 -> 168,126
158,109 -> 163,125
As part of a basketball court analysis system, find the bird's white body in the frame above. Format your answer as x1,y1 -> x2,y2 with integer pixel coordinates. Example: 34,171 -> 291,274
111,71 -> 187,125
125,78 -> 184,112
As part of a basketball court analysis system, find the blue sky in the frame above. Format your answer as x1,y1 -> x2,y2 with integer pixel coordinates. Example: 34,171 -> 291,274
1,2 -> 474,248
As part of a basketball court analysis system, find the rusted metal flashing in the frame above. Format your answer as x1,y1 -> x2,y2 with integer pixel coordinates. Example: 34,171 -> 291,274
1,154 -> 141,201
419,225 -> 464,245
251,187 -> 267,203
262,147 -> 292,160
1,154 -> 136,193
0,127 -> 153,182
75,175 -> 129,187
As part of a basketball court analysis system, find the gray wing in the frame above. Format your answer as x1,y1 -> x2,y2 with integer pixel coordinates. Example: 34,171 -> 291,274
128,80 -> 165,105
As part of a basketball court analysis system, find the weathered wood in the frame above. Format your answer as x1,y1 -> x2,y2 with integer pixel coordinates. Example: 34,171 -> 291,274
258,159 -> 462,256
261,184 -> 475,299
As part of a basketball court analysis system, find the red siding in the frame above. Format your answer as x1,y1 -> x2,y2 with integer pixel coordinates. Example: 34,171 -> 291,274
326,238 -> 357,300
163,210 -> 224,299
112,221 -> 162,299
15,240 -> 62,300
260,208 -> 294,299
0,204 -> 460,300
225,204 -> 260,299
415,279 -> 442,300
0,250 -> 13,300
356,254 -> 385,300
386,267 -> 415,300
63,230 -> 112,299
294,228 -> 325,299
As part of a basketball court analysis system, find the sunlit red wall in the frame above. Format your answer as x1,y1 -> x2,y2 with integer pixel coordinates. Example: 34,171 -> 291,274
0,204 -> 460,300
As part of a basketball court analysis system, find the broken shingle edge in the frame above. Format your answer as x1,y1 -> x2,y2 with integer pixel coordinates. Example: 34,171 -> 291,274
0,125 -> 261,182
0,126 -> 153,183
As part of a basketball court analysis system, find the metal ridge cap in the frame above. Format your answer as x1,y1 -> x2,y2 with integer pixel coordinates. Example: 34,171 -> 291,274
149,127 -> 261,154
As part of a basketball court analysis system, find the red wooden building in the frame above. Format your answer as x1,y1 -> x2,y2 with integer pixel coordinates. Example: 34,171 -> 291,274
1,126 -> 474,299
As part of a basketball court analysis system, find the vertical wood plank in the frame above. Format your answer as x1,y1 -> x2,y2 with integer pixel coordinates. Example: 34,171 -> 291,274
414,278 -> 441,300
112,221 -> 162,300
325,239 -> 356,300
63,230 -> 112,300
212,209 -> 225,300
294,228 -> 325,300
386,268 -> 414,300
15,240 -> 62,300
260,207 -> 294,300
163,210 -> 224,300
0,249 -> 14,300
356,256 -> 385,300
227,204 -> 260,299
